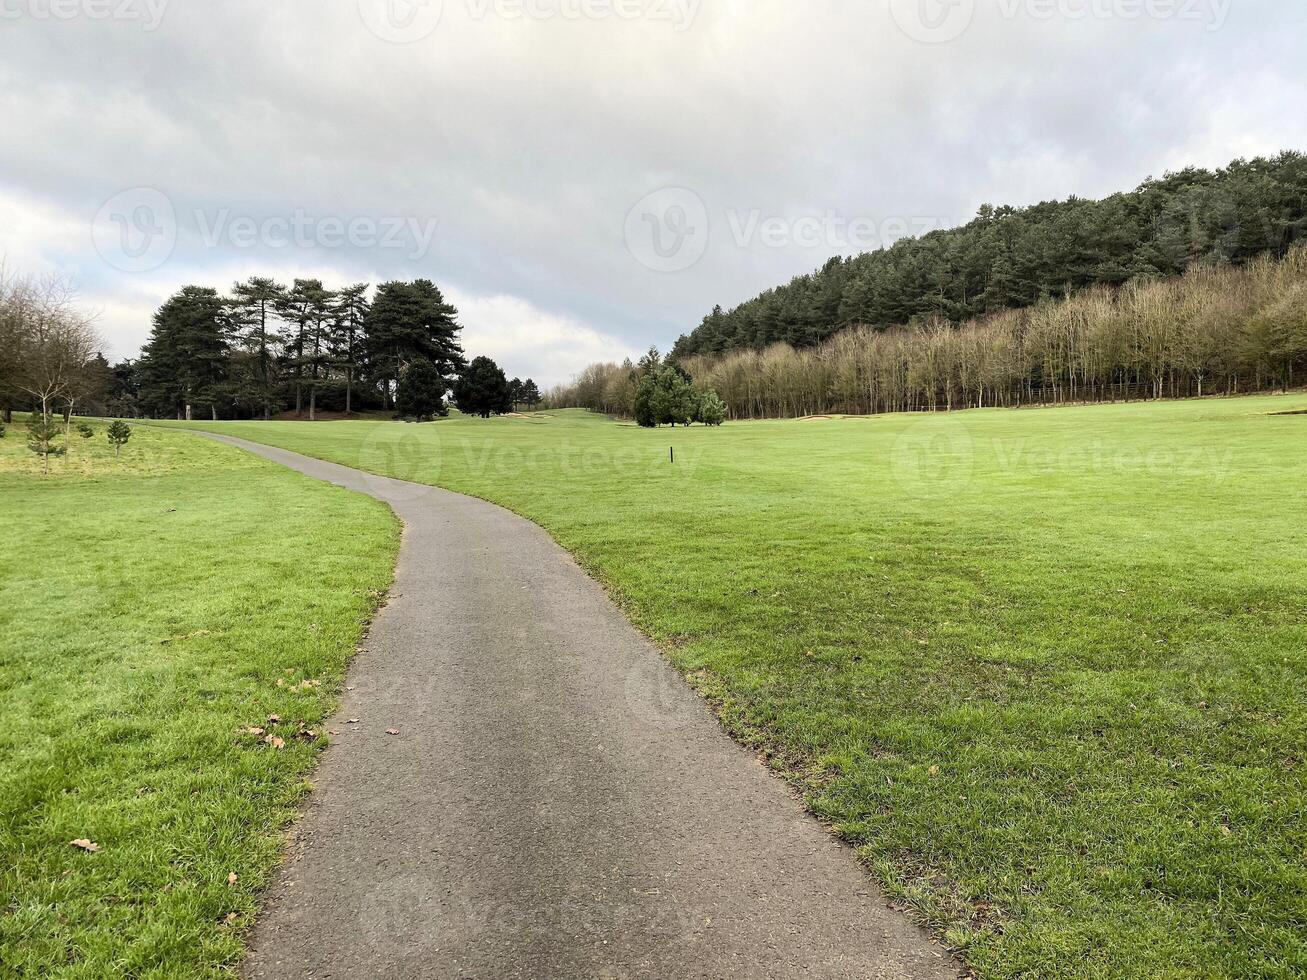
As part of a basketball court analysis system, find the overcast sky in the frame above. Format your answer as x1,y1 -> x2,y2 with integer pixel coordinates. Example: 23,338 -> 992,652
2,0 -> 1304,386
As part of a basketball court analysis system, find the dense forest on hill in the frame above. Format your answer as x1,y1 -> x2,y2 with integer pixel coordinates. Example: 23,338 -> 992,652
553,246 -> 1307,419
670,153 -> 1307,358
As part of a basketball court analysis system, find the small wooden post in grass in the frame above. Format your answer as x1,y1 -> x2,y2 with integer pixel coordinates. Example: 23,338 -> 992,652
670,446 -> 675,464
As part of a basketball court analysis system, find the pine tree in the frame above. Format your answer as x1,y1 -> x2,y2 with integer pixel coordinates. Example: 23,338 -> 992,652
229,277 -> 285,419
138,286 -> 230,420
333,284 -> 370,416
364,280 -> 466,407
454,356 -> 511,418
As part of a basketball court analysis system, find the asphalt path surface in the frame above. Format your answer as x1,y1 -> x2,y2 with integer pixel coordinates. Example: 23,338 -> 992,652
199,433 -> 960,980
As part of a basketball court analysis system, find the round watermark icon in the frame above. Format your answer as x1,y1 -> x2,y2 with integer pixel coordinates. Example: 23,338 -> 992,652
624,186 -> 710,273
888,0 -> 975,43
623,654 -> 693,730
889,415 -> 975,499
91,187 -> 176,273
357,0 -> 443,42
358,421 -> 442,503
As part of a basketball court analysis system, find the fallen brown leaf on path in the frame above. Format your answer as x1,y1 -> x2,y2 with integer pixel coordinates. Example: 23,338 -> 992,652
70,839 -> 100,852
347,718 -> 360,724
386,729 -> 400,736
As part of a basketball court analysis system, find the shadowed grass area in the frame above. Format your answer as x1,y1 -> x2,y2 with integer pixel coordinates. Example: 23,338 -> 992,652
164,395 -> 1307,980
0,422 -> 398,977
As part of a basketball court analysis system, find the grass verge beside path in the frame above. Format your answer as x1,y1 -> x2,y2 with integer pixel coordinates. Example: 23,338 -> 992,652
0,422 -> 398,977
165,396 -> 1307,980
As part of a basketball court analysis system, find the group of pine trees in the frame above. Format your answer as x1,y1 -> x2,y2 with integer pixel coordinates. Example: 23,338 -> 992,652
671,153 -> 1307,358
125,278 -> 539,421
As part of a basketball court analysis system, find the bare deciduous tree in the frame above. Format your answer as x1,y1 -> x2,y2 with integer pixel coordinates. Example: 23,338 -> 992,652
0,267 -> 103,428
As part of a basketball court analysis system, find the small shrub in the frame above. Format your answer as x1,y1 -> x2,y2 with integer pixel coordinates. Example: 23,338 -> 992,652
77,422 -> 95,439
0,421 -> 6,439
27,415 -> 66,473
107,419 -> 132,457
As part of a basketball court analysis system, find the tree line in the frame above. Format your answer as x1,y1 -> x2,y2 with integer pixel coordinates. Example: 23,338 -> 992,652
0,271 -> 542,433
553,246 -> 1307,418
670,152 -> 1307,359
130,278 -> 539,421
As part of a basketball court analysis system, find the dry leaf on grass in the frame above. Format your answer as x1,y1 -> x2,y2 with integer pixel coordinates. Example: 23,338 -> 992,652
263,735 -> 286,749
69,839 -> 100,852
227,872 -> 238,885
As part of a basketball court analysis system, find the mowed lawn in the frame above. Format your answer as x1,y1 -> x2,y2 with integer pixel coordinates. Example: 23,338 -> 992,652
168,395 -> 1307,980
0,422 -> 398,977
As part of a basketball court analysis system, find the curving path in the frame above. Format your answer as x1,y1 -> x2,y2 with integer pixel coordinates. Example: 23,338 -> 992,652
202,433 -> 961,980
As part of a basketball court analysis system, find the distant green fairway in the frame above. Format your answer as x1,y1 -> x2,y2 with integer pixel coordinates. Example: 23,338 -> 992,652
166,396 -> 1307,979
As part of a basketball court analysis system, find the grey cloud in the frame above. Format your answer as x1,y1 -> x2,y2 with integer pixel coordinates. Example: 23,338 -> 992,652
0,0 -> 1303,384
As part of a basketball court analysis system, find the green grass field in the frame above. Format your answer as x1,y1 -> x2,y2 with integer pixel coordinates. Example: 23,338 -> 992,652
163,395 -> 1307,980
0,421 -> 398,977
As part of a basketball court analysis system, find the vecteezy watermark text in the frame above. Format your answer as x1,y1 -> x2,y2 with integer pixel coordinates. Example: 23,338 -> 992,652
91,187 -> 440,272
889,0 -> 1232,45
195,210 -> 438,259
624,186 -> 949,272
0,0 -> 168,30
356,0 -> 698,43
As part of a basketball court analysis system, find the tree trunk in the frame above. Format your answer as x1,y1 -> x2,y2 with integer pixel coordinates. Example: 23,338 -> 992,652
346,367 -> 353,416
185,403 -> 193,421
309,387 -> 316,422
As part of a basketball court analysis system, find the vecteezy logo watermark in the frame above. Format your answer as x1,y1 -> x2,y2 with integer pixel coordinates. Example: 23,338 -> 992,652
92,187 -> 177,273
624,188 -> 948,272
357,0 -> 444,42
624,187 -> 710,274
888,0 -> 975,43
889,415 -> 976,499
195,210 -> 439,260
0,0 -> 169,30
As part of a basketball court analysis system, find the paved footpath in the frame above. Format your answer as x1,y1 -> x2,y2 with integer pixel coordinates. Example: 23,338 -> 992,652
202,434 -> 961,980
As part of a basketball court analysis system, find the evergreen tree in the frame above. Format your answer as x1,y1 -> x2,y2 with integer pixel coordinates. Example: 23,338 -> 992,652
395,358 -> 449,420
138,286 -> 230,419
520,378 -> 541,408
333,284 -> 370,416
454,356 -> 512,418
229,276 -> 285,419
277,279 -> 335,419
364,280 -> 466,406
